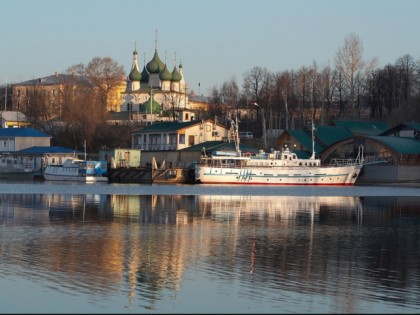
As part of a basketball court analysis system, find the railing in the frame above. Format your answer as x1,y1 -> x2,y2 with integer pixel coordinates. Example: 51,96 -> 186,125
363,155 -> 391,165
132,144 -> 177,151
329,158 -> 361,166
329,154 -> 389,166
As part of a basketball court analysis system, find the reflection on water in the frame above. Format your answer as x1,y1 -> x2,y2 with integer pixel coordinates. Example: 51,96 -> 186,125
0,193 -> 420,313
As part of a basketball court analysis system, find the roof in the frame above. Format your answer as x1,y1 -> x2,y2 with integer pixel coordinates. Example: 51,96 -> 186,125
0,111 -> 27,122
108,111 -> 130,121
188,93 -> 209,103
332,120 -> 389,136
365,136 -> 420,154
315,125 -> 354,146
181,140 -> 259,154
378,122 -> 420,136
17,146 -> 83,155
13,74 -> 90,86
0,127 -> 50,138
287,129 -> 324,153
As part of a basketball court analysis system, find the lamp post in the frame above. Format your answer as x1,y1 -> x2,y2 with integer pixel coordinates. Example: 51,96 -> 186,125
253,103 -> 267,150
150,88 -> 153,125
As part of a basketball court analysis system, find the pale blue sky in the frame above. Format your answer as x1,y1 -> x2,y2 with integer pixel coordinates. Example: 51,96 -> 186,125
1,0 -> 419,96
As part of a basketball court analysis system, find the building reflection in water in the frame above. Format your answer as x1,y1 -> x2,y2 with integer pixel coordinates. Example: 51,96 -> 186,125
0,193 -> 419,312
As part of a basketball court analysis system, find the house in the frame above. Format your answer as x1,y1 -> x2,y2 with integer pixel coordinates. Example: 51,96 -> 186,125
131,118 -> 230,151
98,148 -> 141,168
11,72 -> 126,115
0,127 -> 50,151
16,146 -> 83,171
0,127 -> 83,172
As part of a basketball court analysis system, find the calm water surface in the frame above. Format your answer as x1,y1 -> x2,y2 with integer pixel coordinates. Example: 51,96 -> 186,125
0,182 -> 420,314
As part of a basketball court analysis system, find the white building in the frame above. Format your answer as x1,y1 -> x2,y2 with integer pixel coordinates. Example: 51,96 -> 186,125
131,113 -> 230,151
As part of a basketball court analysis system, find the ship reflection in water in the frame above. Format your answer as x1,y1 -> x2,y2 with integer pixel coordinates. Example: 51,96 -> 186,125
0,193 -> 419,313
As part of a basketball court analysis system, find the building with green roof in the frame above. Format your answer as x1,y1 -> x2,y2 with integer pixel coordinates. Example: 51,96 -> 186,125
332,120 -> 389,136
131,118 -> 231,151
121,36 -> 191,126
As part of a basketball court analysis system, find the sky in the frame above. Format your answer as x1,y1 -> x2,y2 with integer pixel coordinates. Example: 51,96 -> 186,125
1,0 -> 420,96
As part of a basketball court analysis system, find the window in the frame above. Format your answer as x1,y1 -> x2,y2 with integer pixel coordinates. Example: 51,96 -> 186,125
179,134 -> 185,144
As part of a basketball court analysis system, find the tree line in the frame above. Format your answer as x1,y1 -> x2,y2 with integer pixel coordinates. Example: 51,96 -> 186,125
1,33 -> 419,152
204,33 -> 420,148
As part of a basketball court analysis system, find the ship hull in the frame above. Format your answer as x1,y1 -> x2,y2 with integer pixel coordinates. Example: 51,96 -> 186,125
195,164 -> 362,186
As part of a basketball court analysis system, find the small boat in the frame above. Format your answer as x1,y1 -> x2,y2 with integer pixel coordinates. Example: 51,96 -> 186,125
43,158 -> 108,183
195,118 -> 364,186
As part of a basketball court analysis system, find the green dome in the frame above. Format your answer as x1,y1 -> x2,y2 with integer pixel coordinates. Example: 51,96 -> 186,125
159,64 -> 172,81
140,65 -> 149,83
140,96 -> 161,114
128,64 -> 141,81
146,49 -> 165,74
171,65 -> 182,82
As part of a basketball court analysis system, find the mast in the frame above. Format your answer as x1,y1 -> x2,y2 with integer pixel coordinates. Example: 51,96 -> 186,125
310,120 -> 316,160
234,112 -> 241,156
83,140 -> 87,161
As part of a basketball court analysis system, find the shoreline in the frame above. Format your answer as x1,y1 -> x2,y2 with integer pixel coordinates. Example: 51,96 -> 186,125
357,180 -> 420,188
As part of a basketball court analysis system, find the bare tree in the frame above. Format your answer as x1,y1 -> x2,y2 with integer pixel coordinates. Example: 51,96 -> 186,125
335,33 -> 365,118
295,66 -> 310,128
66,57 -> 125,111
308,61 -> 319,122
207,86 -> 226,121
220,79 -> 239,120
396,54 -> 418,105
243,67 -> 272,148
276,70 -> 293,130
319,64 -> 335,124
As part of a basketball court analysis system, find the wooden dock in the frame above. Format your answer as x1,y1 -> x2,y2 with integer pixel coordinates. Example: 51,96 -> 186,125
107,167 -> 196,184
108,167 -> 153,183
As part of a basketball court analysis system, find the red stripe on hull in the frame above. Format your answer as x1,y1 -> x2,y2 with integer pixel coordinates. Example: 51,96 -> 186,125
197,182 -> 355,186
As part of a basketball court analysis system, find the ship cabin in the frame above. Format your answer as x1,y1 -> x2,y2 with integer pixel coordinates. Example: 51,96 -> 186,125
247,148 -> 322,167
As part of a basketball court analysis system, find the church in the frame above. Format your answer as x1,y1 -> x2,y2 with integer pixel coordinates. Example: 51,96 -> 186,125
120,40 -> 191,125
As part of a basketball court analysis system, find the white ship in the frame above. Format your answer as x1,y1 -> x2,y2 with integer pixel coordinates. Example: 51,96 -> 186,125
195,118 -> 364,186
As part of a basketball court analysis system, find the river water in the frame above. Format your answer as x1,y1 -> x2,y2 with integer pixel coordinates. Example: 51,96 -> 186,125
1,182 -> 420,314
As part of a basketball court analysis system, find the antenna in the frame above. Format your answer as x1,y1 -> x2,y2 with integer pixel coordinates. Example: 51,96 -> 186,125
154,28 -> 158,50
4,77 -> 7,111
